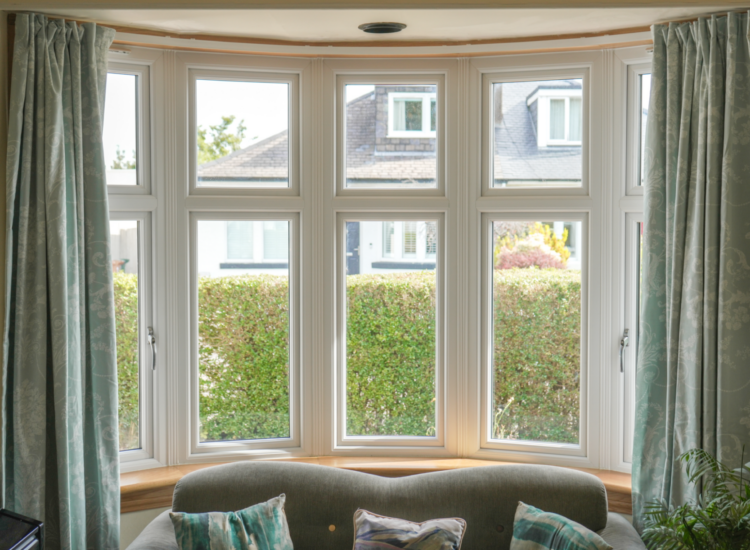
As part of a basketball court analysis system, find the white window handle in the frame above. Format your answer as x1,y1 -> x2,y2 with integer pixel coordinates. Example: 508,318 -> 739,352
148,327 -> 157,371
619,329 -> 629,373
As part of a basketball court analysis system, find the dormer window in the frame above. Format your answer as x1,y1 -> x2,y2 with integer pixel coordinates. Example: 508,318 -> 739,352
527,85 -> 583,147
387,92 -> 437,137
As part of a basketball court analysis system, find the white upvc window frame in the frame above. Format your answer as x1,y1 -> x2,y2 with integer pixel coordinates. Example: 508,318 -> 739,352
106,39 -> 651,473
478,212 -> 592,463
335,212 -> 447,451
172,52 -> 313,465
187,66 -> 300,197
107,48 -> 166,473
607,46 -> 649,474
335,68 -> 449,197
481,63 -> 593,196
387,92 -> 437,138
105,61 -> 151,196
626,62 -> 652,196
189,212 -> 301,456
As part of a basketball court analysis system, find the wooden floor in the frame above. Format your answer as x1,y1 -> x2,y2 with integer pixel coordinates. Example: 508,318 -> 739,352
120,456 -> 632,515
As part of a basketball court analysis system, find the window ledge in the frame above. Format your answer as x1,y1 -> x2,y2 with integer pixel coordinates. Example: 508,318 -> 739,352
120,457 -> 631,515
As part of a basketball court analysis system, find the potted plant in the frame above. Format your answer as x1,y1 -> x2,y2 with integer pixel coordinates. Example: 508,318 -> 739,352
642,448 -> 750,549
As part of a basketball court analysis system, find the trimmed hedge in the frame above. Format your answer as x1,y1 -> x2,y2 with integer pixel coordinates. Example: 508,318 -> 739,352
114,272 -> 139,451
113,269 -> 581,445
346,272 -> 436,437
493,268 -> 581,443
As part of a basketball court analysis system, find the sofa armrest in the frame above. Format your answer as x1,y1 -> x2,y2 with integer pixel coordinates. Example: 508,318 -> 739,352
598,513 -> 645,550
126,510 -> 178,550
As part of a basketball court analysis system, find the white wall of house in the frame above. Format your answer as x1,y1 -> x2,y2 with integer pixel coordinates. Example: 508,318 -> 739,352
356,221 -> 436,274
111,226 -> 139,275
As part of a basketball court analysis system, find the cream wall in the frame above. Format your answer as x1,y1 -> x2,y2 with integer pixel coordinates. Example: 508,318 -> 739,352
121,507 -> 170,549
0,10 -> 8,509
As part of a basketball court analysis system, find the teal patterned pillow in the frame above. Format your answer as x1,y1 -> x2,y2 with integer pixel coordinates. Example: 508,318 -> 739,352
352,509 -> 466,549
169,494 -> 293,550
511,502 -> 612,550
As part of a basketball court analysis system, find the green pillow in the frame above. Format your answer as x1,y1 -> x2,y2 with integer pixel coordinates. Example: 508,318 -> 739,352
169,494 -> 293,550
510,501 -> 612,550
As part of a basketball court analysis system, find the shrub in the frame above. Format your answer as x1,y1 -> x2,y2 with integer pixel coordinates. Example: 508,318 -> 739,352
198,274 -> 290,441
114,272 -> 139,451
346,271 -> 436,437
493,268 -> 581,443
113,269 -> 581,445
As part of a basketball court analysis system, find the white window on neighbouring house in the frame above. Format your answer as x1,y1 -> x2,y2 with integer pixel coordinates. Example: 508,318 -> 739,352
546,96 -> 582,145
383,222 -> 395,258
226,221 -> 254,260
388,93 -> 437,138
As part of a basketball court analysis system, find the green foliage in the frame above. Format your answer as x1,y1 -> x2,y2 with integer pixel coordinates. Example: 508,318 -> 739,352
111,146 -> 136,170
113,270 -> 582,445
643,448 -> 750,550
114,272 -> 139,451
346,272 -> 437,437
493,268 -> 581,443
197,115 -> 247,165
198,274 -> 290,441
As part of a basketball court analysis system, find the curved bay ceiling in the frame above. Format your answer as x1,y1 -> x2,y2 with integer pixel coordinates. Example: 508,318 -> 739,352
42,7 -> 735,44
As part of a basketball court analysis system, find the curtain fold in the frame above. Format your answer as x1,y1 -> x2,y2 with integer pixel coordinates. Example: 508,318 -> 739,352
633,12 -> 750,531
3,14 -> 119,549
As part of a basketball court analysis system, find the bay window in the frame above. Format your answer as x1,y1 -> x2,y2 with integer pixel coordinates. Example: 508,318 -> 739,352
107,43 -> 649,474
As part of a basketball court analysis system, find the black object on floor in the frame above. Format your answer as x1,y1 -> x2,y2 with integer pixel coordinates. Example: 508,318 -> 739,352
0,509 -> 43,550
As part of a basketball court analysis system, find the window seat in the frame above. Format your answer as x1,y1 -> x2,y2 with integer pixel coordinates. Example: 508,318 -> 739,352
120,457 -> 632,515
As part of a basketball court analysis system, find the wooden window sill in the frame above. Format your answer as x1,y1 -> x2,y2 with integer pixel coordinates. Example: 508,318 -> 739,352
120,457 -> 632,515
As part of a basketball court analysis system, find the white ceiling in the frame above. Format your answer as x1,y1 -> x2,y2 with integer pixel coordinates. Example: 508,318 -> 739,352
43,7 -> 733,43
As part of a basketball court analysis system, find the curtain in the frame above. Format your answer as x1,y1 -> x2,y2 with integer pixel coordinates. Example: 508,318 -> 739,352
632,13 -> 750,531
3,14 -> 119,548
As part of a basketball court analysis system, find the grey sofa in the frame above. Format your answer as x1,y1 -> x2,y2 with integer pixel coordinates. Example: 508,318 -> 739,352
127,462 -> 645,549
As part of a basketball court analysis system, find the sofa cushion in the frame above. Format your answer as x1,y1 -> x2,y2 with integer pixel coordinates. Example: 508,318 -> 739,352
352,508 -> 466,549
170,462 -> 608,550
510,501 -> 612,550
170,494 -> 293,550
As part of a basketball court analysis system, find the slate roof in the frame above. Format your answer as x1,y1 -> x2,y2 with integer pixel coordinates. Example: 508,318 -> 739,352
196,81 -> 582,185
493,80 -> 582,185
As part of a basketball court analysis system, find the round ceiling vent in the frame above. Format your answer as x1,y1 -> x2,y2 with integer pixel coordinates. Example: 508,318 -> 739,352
358,22 -> 407,34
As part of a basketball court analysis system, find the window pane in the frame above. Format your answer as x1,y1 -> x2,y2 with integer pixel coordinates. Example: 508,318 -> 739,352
549,99 -> 566,140
345,84 -> 437,189
197,220 -> 290,442
104,73 -> 138,186
569,97 -> 582,142
345,220 -> 437,437
492,220 -> 582,445
430,99 -> 437,132
227,221 -> 253,260
196,80 -> 289,188
111,220 -> 140,451
492,79 -> 582,188
639,74 -> 651,185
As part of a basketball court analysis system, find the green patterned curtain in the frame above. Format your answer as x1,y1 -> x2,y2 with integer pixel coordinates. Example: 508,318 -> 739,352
3,14 -> 119,548
633,13 -> 750,531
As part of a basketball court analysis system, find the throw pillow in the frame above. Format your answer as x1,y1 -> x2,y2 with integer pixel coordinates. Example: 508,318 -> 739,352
352,508 -> 466,550
170,494 -> 293,550
510,501 -> 612,550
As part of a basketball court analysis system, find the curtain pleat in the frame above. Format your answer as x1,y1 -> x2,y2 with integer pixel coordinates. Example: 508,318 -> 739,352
3,14 -> 119,549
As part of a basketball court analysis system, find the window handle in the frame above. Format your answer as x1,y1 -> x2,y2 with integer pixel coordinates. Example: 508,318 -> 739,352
148,327 -> 157,371
619,329 -> 629,373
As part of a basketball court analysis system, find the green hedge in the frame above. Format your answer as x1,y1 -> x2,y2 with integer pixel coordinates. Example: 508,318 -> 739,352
493,268 -> 581,443
114,272 -> 139,451
113,269 -> 581,445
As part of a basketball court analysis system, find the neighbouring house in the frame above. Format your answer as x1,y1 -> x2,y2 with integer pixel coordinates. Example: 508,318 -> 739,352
192,82 -> 582,276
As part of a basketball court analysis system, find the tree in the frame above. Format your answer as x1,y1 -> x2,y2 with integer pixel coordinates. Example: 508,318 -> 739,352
197,115 -> 247,165
111,146 -> 136,170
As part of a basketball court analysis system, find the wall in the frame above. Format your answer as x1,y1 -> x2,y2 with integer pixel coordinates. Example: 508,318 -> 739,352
0,10 -> 8,508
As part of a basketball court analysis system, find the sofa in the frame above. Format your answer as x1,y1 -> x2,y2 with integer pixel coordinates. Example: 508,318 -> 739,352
127,461 -> 646,549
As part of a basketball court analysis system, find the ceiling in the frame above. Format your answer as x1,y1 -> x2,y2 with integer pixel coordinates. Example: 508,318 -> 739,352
42,7 -> 734,44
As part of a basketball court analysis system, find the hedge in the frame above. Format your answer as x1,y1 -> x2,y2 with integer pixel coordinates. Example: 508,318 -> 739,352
113,268 -> 581,445
114,272 -> 139,451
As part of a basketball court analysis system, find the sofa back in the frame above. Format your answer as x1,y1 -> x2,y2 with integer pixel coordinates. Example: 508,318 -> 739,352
172,462 -> 609,549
